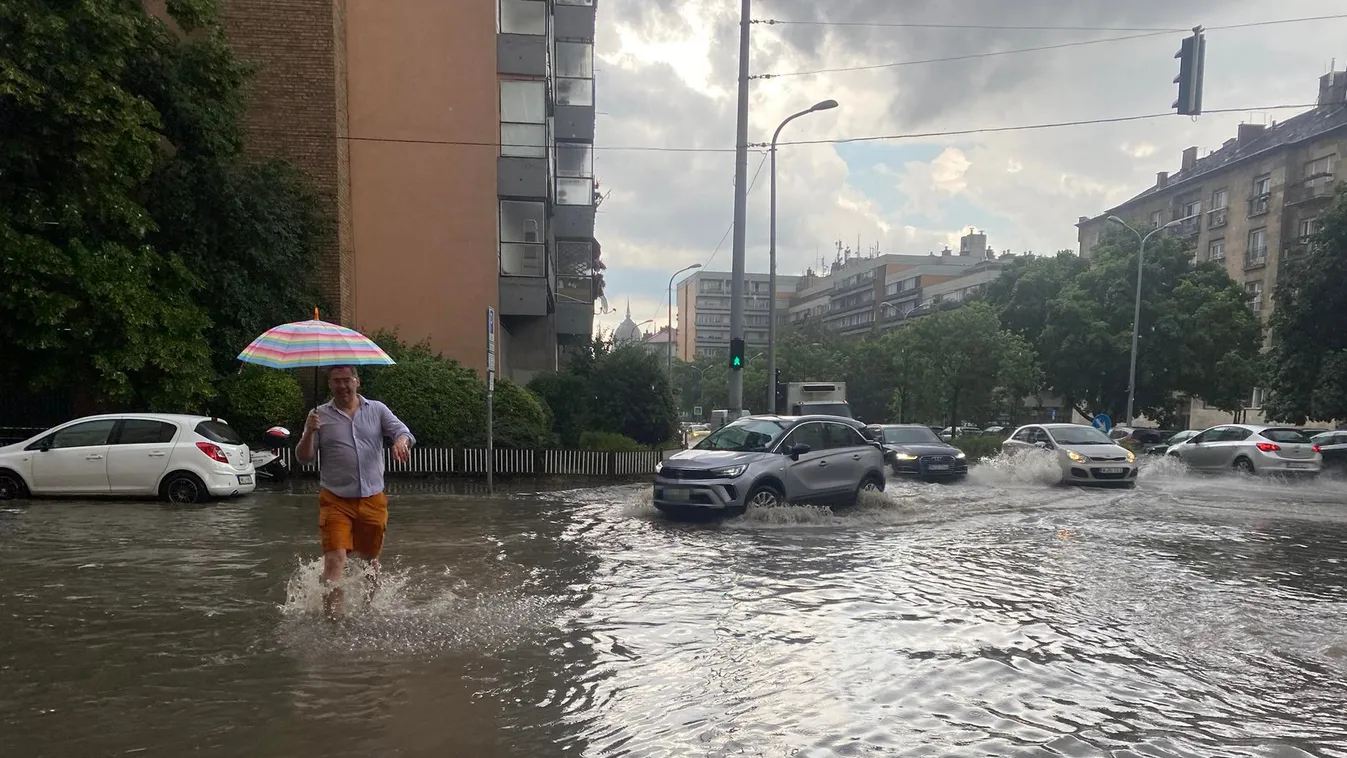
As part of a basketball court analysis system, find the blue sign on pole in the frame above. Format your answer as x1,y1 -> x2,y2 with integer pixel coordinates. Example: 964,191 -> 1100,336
1050,408 -> 1057,421
1091,413 -> 1113,434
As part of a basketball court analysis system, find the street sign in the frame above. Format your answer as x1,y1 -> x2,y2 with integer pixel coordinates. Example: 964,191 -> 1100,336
1092,413 -> 1113,434
486,307 -> 496,392
486,307 -> 496,494
693,405 -> 703,416
1050,408 -> 1057,421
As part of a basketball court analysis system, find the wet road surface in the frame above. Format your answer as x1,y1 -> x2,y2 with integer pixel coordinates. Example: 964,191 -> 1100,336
3,456 -> 1347,757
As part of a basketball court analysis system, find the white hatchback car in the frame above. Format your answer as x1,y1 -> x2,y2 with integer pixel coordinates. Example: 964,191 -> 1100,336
0,414 -> 256,503
1002,423 -> 1139,488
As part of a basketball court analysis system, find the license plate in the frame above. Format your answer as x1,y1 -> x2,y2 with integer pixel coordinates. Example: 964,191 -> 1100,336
238,474 -> 253,485
664,487 -> 691,501
1097,467 -> 1124,475
1286,462 -> 1311,469
927,464 -> 950,471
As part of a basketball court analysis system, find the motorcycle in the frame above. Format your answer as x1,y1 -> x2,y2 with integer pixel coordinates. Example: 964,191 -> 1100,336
249,426 -> 292,482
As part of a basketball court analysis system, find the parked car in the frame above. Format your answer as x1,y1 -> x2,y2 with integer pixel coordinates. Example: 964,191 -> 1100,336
939,426 -> 983,440
652,415 -> 887,516
1310,431 -> 1347,469
981,426 -> 1008,437
1109,426 -> 1174,447
1002,423 -> 1139,488
1146,429 -> 1201,456
0,414 -> 256,503
1166,424 -> 1321,476
872,424 -> 968,481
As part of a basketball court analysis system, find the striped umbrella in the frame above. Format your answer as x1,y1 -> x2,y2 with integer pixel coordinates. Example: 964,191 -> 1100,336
238,310 -> 395,369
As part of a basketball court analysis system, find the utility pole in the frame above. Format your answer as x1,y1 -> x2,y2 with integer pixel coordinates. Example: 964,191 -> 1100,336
727,0 -> 751,415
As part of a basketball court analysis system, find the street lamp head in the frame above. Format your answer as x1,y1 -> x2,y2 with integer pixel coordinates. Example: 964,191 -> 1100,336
812,99 -> 839,112
1106,215 -> 1127,227
689,263 -> 703,269
1161,218 -> 1183,229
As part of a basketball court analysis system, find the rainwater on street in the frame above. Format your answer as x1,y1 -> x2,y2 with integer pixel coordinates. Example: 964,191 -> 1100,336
4,456 -> 1347,757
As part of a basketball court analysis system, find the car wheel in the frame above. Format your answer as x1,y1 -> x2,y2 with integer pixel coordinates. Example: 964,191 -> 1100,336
0,470 -> 29,500
162,472 -> 208,504
852,474 -> 885,505
744,483 -> 784,511
1233,457 -> 1256,476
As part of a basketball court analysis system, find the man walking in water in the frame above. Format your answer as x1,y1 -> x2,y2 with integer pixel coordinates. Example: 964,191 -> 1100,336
296,365 -> 414,618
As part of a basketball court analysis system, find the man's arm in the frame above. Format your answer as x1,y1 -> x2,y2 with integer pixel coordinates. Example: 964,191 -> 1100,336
297,409 -> 321,463
378,402 -> 414,461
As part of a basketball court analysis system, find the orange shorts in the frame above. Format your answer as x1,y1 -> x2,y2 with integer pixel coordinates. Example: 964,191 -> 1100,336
318,488 -> 388,557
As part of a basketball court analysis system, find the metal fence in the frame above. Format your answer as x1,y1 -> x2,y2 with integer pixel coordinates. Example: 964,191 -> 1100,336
278,447 -> 665,478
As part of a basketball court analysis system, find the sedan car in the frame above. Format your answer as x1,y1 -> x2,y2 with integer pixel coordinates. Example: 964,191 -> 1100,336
1310,431 -> 1347,470
1167,424 -> 1321,476
872,424 -> 968,481
653,415 -> 887,516
1002,423 -> 1138,487
1145,429 -> 1200,456
0,414 -> 256,503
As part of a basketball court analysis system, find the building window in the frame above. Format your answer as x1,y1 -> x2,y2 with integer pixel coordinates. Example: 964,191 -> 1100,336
1298,217 -> 1319,242
1306,154 -> 1336,180
555,142 -> 593,205
500,80 -> 546,158
1248,174 -> 1271,216
1211,188 -> 1228,209
499,0 -> 546,35
1208,238 -> 1225,262
1249,387 -> 1267,408
499,200 -> 545,276
1245,228 -> 1267,267
1246,281 -> 1263,316
1150,210 -> 1163,229
1180,198 -> 1202,220
555,0 -> 593,4
554,41 -> 593,106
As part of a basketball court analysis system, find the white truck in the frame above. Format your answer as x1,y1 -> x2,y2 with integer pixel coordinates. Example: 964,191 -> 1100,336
785,382 -> 851,418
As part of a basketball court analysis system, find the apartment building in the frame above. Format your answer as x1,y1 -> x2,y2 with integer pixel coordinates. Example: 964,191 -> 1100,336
675,272 -> 801,359
219,0 -> 599,382
1076,68 -> 1346,426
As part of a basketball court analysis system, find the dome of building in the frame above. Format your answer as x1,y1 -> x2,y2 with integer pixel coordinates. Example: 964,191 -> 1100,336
613,299 -> 642,344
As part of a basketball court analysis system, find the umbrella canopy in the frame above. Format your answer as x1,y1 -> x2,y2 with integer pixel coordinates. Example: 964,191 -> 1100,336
237,318 -> 395,369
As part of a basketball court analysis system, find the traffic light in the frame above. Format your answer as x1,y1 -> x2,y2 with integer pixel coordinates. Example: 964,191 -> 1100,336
1172,27 -> 1206,116
729,338 -> 746,369
774,369 -> 786,414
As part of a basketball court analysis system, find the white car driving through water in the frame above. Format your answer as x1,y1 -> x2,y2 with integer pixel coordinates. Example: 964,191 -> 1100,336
1001,423 -> 1138,488
1166,424 -> 1321,476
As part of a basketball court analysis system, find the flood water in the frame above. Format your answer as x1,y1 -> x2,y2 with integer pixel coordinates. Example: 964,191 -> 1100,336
4,456 -> 1347,757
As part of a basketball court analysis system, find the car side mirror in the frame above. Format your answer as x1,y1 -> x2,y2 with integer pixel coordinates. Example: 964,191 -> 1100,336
789,443 -> 811,460
38,440 -> 51,452
1033,441 -> 1049,449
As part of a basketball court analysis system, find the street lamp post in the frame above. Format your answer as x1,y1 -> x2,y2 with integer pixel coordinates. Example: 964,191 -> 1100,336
667,263 -> 702,375
1106,215 -> 1182,427
768,98 -> 839,414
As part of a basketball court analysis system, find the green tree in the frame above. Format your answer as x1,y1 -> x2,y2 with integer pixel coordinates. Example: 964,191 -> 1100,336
985,250 -> 1086,343
217,365 -> 304,442
1034,227 -> 1261,424
527,371 -> 592,446
902,302 -> 1022,428
589,344 -> 678,446
1263,189 -> 1347,423
0,0 -> 215,410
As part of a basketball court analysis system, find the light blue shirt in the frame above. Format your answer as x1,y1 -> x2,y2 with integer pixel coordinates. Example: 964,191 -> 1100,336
301,397 -> 414,498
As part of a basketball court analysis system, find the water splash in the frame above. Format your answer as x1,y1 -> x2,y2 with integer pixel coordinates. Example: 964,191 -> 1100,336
277,558 -> 553,658
967,449 -> 1065,487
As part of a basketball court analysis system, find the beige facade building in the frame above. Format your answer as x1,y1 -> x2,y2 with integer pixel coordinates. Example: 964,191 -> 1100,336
1077,69 -> 1346,427
219,0 -> 599,382
676,272 -> 801,360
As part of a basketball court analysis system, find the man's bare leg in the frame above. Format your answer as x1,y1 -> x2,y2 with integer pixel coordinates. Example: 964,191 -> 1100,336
354,553 -> 381,604
322,549 -> 347,619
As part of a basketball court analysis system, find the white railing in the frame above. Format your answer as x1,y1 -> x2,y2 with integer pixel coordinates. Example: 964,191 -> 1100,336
278,447 -> 665,478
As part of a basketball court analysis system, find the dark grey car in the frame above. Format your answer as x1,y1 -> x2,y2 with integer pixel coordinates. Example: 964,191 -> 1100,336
652,415 -> 887,516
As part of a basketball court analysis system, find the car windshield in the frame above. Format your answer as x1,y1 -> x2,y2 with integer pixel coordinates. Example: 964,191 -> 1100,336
882,426 -> 942,445
1260,428 -> 1308,443
1048,426 -> 1114,445
694,419 -> 786,452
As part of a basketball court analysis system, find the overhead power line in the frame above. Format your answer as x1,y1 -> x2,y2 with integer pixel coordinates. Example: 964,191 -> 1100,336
751,14 -> 1347,79
754,104 -> 1323,148
753,19 -> 1186,33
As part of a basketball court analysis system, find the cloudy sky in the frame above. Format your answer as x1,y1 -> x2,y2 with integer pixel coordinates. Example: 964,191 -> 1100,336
589,0 -> 1346,334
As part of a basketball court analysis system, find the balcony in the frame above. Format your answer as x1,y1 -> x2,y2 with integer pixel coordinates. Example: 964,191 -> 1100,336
1285,176 -> 1336,206
1243,246 -> 1268,271
1207,207 -> 1228,229
1247,193 -> 1270,217
1171,216 -> 1200,238
1281,235 -> 1312,260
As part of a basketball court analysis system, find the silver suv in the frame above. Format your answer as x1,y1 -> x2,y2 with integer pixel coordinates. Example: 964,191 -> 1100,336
652,415 -> 887,516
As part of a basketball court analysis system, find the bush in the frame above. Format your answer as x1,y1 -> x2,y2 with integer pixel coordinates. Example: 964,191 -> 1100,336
578,431 -> 646,452
951,435 -> 1004,462
589,345 -> 678,446
359,331 -> 552,448
217,365 -> 304,442
527,371 -> 592,447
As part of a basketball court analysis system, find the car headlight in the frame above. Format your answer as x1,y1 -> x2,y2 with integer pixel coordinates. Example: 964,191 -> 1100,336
1066,449 -> 1087,464
710,464 -> 746,478
894,453 -> 917,461
955,451 -> 966,459
654,461 -> 663,474
1125,449 -> 1136,463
